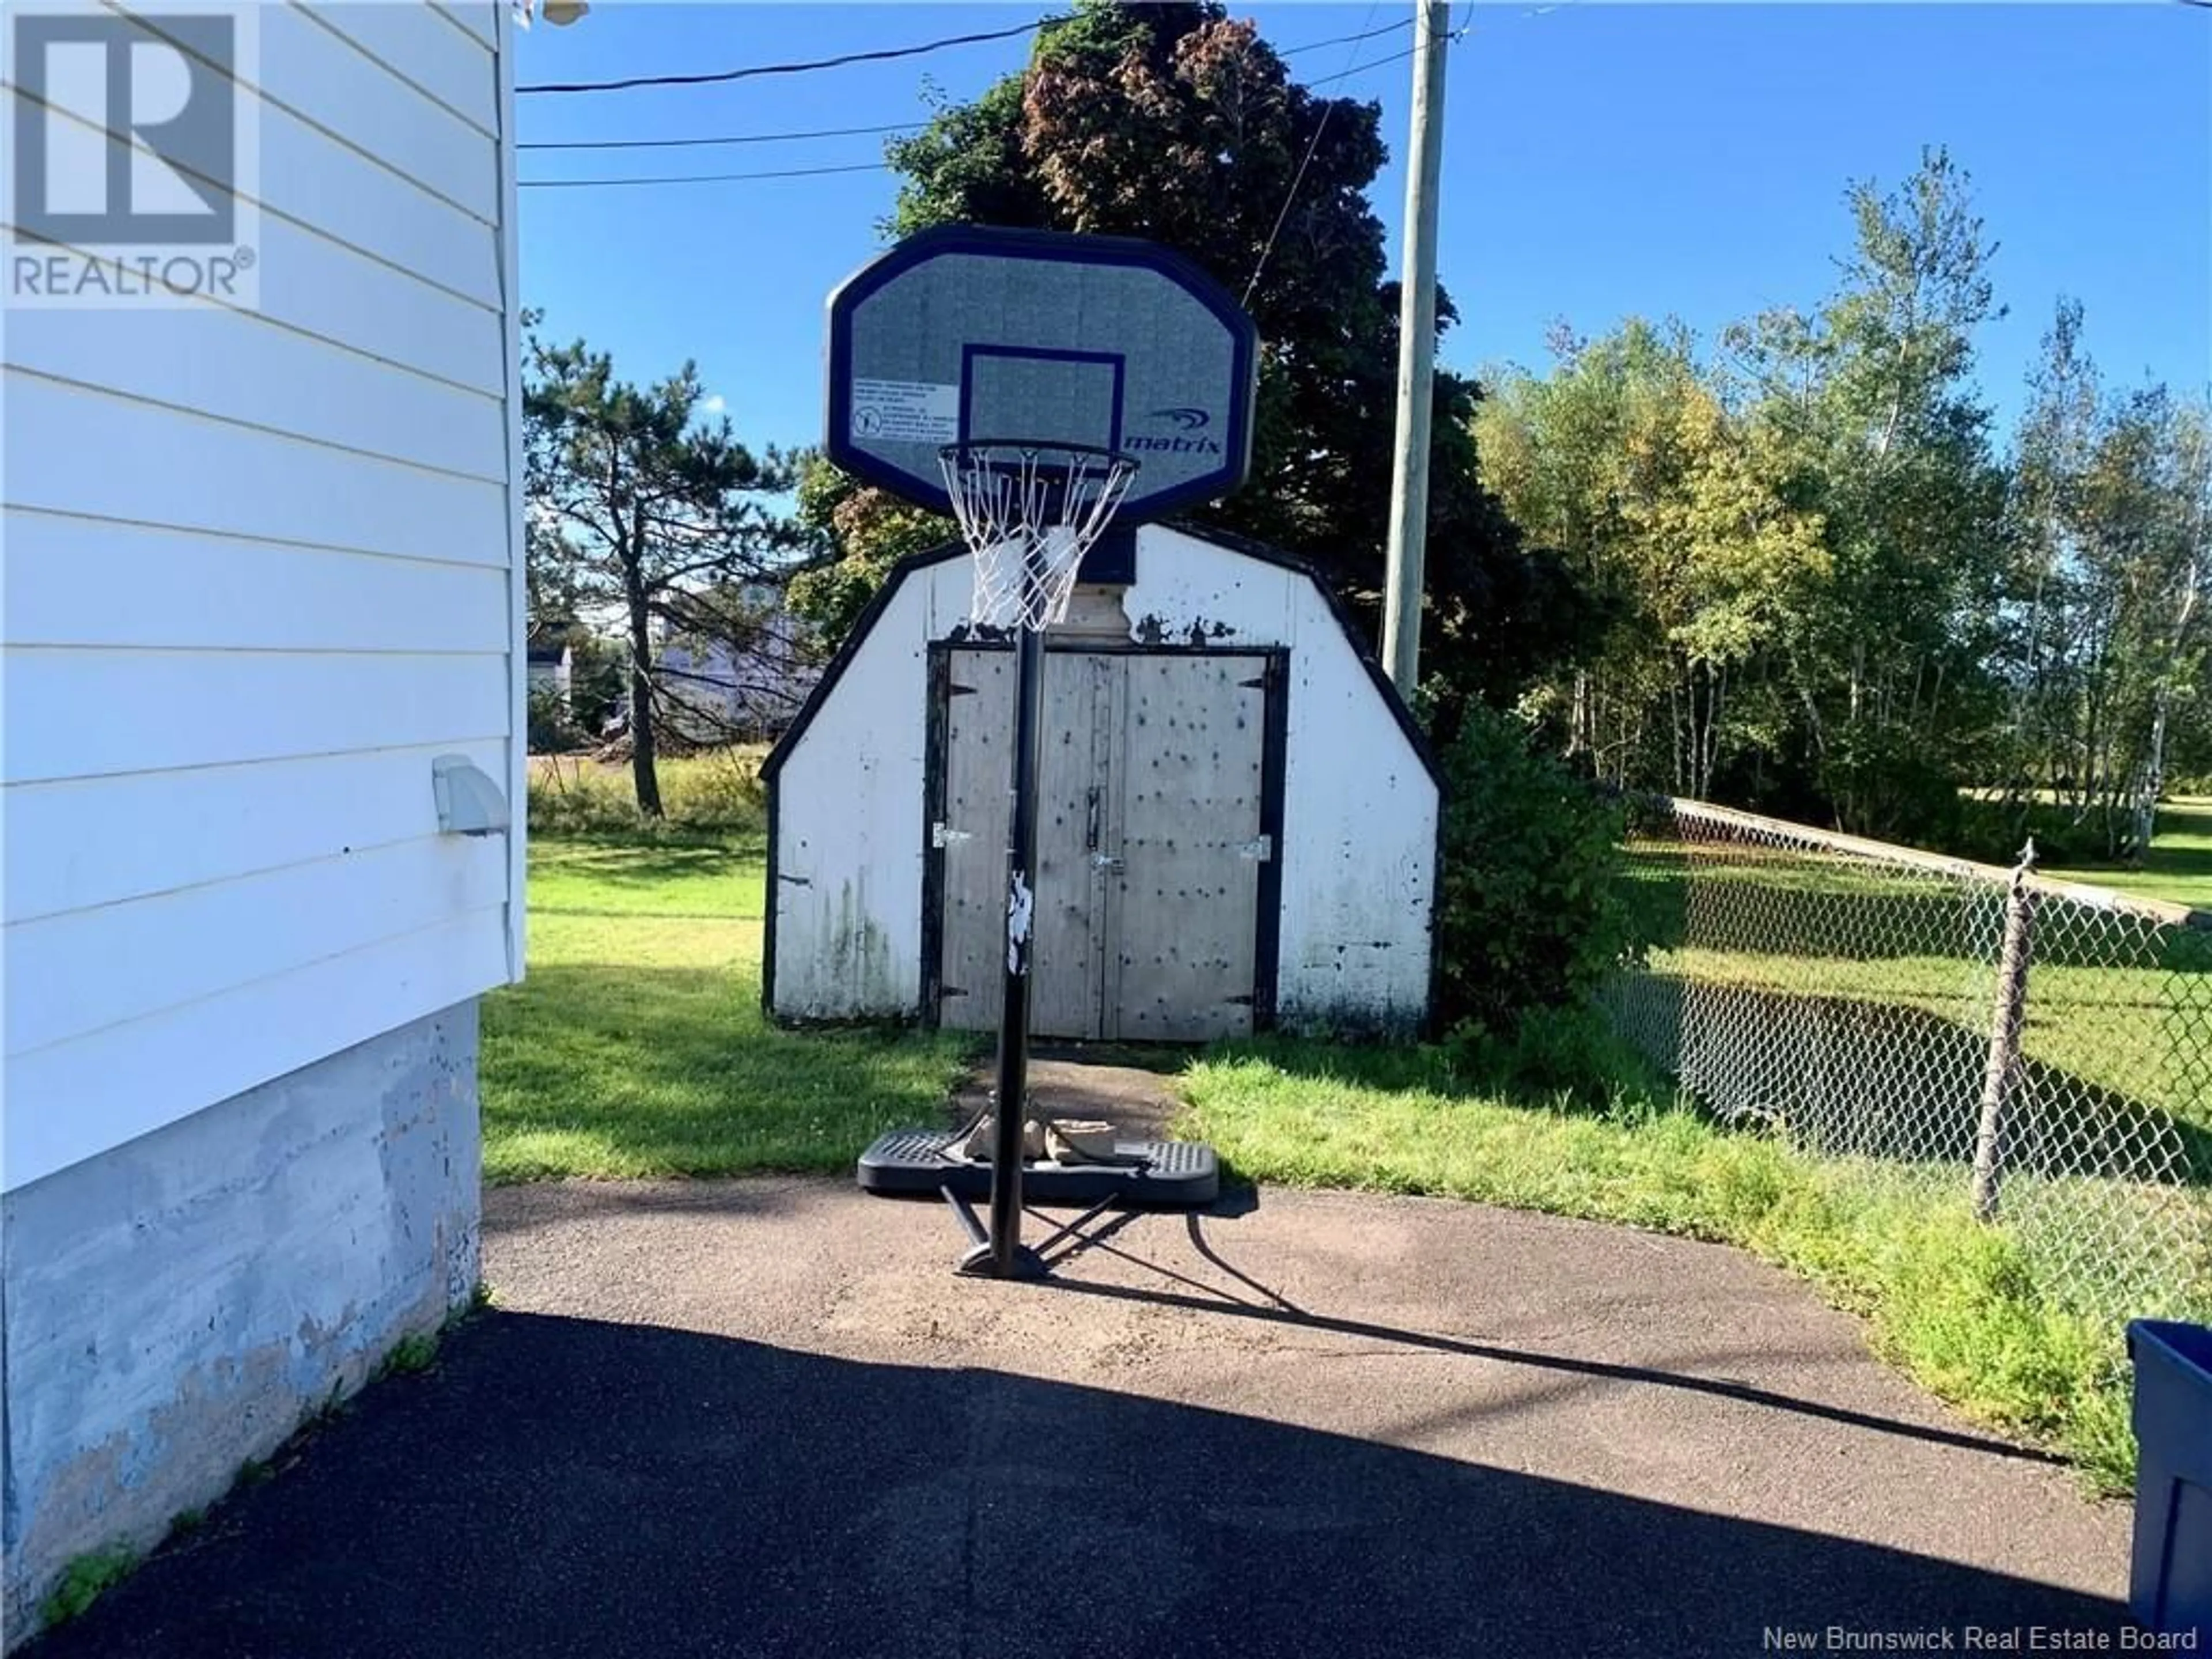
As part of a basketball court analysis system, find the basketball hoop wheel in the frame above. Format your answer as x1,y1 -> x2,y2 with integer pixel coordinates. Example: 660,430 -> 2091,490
937,442 -> 1138,632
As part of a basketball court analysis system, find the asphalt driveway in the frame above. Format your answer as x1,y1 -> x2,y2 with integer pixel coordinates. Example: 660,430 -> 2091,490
28,1178 -> 2133,1658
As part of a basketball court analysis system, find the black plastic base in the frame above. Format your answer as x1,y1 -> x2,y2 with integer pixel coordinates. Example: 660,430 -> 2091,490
857,1127 -> 1220,1206
956,1241 -> 1049,1279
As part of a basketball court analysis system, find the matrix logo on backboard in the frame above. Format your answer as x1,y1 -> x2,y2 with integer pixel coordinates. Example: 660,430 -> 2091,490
1134,406 -> 1222,454
6,3 -> 260,308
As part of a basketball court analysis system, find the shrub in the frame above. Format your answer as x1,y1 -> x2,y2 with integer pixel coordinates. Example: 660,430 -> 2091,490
664,748 -> 767,830
1820,737 -> 1969,849
527,688 -> 584,754
1448,1003 -> 1662,1104
1942,795 -> 2113,868
1430,699 -> 1630,1032
527,752 -> 767,837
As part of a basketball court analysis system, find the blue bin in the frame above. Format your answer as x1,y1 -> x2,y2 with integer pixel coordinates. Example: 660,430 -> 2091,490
2129,1320 -> 2212,1637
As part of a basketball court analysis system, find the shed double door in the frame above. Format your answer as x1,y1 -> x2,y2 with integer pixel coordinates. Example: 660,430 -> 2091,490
930,646 -> 1275,1041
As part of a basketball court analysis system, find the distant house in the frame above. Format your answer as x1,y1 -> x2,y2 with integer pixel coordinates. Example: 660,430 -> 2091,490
527,638 -> 574,710
2,3 -> 524,1640
648,583 -> 821,743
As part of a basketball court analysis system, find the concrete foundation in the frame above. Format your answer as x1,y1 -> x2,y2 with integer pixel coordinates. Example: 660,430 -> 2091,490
1,1002 -> 482,1644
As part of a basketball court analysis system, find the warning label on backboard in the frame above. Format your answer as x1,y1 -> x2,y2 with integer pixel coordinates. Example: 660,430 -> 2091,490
850,379 -> 959,445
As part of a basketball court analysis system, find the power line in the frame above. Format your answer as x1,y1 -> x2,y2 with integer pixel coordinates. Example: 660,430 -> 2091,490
1278,16 -> 1413,57
1246,6 -> 1455,307
1244,1 -> 1384,306
517,14 -> 1072,96
519,161 -> 888,190
521,21 -> 1458,195
520,121 -> 922,153
1308,29 -> 1465,94
518,18 -> 1435,170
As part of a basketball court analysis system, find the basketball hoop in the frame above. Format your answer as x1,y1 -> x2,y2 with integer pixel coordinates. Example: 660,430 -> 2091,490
938,442 -> 1137,631
828,228 -> 1253,1278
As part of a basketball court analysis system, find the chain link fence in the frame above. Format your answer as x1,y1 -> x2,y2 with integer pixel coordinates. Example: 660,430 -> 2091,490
1603,798 -> 2212,1326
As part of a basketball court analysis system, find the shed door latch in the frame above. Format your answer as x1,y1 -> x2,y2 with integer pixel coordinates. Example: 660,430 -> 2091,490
1237,835 -> 1273,861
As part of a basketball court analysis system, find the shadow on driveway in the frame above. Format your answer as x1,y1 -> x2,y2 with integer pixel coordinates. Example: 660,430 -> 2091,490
28,1306 -> 2126,1659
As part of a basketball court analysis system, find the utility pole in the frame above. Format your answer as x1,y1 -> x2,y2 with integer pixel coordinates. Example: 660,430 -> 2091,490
1381,0 -> 1450,698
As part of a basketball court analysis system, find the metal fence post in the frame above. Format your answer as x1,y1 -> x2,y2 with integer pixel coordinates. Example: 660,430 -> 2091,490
1971,839 -> 2039,1223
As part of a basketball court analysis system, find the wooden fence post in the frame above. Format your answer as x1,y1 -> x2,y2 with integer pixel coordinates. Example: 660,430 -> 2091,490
1971,840 -> 2039,1223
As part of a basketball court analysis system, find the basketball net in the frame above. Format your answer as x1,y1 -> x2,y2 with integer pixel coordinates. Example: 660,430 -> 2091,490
938,443 -> 1138,631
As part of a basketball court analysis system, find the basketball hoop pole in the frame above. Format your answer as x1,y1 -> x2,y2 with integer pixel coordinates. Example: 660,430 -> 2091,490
976,591 -> 1050,1278
929,446 -> 1138,1279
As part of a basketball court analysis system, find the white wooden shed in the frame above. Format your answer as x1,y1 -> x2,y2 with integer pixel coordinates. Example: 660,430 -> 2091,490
764,524 -> 1440,1040
2,2 -> 524,1638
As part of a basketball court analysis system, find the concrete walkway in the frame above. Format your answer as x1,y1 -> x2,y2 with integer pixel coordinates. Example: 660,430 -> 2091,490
31,1179 -> 2132,1658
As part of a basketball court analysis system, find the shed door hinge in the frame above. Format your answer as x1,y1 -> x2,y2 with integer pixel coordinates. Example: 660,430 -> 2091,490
932,822 -> 975,848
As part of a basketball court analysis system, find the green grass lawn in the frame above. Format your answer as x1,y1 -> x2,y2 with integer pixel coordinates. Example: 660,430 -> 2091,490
2047,797 -> 2212,914
479,833 -> 972,1183
1646,945 -> 2210,1142
1181,1036 -> 2147,1492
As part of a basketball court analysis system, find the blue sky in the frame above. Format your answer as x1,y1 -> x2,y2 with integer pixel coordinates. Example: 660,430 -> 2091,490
515,3 -> 2211,456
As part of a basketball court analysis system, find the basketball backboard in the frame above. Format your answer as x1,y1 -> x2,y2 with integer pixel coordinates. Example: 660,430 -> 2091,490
825,226 -> 1258,527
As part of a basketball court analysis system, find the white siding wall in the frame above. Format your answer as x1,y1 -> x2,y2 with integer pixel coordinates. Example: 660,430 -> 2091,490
2,2 -> 525,1191
770,527 -> 1435,1029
